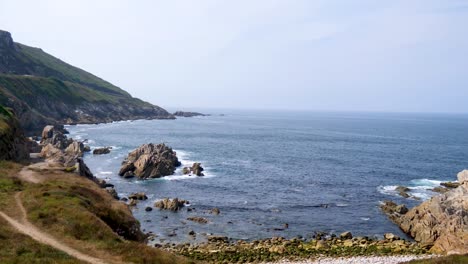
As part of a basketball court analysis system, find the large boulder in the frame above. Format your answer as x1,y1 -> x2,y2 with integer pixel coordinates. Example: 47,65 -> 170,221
118,143 -> 181,179
381,174 -> 468,255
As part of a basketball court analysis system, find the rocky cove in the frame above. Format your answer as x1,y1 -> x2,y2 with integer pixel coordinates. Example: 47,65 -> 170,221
60,113 -> 467,263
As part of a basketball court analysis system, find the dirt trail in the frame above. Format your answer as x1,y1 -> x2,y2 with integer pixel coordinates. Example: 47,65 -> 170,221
17,166 -> 42,183
0,192 -> 110,264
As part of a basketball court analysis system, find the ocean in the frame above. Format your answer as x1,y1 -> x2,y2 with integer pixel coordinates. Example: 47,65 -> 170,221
66,110 -> 468,244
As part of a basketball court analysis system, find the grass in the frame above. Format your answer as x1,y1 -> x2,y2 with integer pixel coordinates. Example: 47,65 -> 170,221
401,254 -> 468,264
0,161 -> 195,264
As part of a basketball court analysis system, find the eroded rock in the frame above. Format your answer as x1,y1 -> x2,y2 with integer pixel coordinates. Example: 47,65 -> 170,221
119,143 -> 181,179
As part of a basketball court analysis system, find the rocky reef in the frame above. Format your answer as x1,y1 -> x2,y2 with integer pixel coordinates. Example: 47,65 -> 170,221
381,170 -> 468,255
118,143 -> 181,179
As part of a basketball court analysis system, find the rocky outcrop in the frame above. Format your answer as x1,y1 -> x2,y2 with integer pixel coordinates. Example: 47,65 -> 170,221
381,171 -> 468,254
93,147 -> 111,155
154,198 -> 188,211
118,143 -> 181,179
173,111 -> 207,117
182,163 -> 205,176
0,106 -> 29,161
39,125 -> 84,167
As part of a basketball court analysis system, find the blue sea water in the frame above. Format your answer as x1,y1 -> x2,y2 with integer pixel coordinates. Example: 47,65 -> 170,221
66,110 -> 468,243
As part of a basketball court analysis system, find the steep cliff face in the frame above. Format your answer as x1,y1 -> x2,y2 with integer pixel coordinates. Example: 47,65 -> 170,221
0,106 -> 29,161
0,30 -> 174,134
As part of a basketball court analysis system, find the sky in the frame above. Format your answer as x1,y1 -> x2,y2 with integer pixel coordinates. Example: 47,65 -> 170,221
1,0 -> 468,113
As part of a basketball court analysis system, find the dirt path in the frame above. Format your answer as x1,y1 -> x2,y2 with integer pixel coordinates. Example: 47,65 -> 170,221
17,166 -> 42,183
0,192 -> 110,264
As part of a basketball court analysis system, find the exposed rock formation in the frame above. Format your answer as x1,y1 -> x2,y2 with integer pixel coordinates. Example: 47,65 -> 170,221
173,111 -> 207,117
93,147 -> 111,155
182,163 -> 205,176
118,143 -> 181,179
381,171 -> 468,254
154,198 -> 188,211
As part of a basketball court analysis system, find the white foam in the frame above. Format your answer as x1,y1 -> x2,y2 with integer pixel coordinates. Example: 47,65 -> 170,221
410,178 -> 442,187
360,217 -> 370,221
377,185 -> 399,196
98,171 -> 113,175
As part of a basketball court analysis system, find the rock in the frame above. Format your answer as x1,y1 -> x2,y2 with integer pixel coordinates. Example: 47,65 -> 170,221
40,125 -> 73,149
343,239 -> 354,247
96,179 -> 113,188
64,141 -> 84,157
381,172 -> 468,255
210,208 -> 220,215
154,198 -> 188,211
145,207 -> 153,212
77,157 -> 94,180
207,235 -> 228,243
188,230 -> 196,236
118,143 -> 181,179
340,231 -> 353,240
129,199 -> 138,206
269,245 -> 286,254
395,204 -> 409,214
173,111 -> 206,117
432,186 -> 449,194
187,216 -> 208,224
183,163 -> 205,176
128,192 -> 148,200
315,240 -> 329,250
191,163 -> 204,176
396,186 -> 411,198
41,125 -> 55,140
123,171 -> 135,179
384,233 -> 399,241
440,181 -> 460,189
83,145 -> 91,152
457,170 -> 468,184
93,147 -> 111,155
106,188 -> 119,200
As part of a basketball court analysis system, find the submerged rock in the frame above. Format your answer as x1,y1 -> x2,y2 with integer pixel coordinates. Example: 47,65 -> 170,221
187,216 -> 208,224
395,186 -> 411,198
119,143 -> 181,179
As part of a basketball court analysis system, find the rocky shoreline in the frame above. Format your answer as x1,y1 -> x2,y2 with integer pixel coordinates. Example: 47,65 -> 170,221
28,122 -> 466,263
159,232 -> 432,263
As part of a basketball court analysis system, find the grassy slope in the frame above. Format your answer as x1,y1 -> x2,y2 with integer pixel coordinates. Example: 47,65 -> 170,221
14,43 -> 129,97
0,162 -> 83,263
0,161 -> 194,264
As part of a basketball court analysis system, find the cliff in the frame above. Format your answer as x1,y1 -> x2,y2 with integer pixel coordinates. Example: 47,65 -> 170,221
0,30 -> 174,134
0,105 -> 28,161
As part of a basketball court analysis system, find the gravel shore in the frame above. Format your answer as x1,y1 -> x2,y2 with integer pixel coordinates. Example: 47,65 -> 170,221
262,255 -> 432,264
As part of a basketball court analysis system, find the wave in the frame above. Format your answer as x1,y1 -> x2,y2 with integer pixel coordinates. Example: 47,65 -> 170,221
378,178 -> 444,200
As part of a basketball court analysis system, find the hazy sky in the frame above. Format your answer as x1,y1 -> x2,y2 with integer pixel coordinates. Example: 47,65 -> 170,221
1,1 -> 468,112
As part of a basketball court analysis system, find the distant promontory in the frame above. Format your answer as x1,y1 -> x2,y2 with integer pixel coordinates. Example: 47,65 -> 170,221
0,30 -> 174,134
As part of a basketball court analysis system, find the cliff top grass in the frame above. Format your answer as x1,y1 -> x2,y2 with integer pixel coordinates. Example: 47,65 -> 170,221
0,161 -> 194,264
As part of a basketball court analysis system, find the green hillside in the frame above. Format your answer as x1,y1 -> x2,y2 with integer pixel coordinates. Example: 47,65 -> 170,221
0,30 -> 173,134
